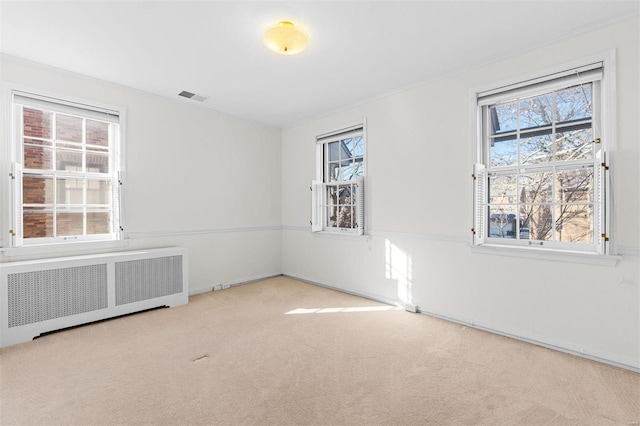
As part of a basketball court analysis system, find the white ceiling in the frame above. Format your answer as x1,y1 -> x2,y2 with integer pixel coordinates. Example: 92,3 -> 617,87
1,1 -> 638,128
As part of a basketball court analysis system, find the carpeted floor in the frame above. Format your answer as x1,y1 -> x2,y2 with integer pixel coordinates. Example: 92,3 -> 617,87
0,276 -> 638,425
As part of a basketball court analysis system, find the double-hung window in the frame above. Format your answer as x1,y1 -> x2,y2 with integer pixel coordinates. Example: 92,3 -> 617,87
472,58 -> 613,256
4,88 -> 124,249
311,124 -> 365,235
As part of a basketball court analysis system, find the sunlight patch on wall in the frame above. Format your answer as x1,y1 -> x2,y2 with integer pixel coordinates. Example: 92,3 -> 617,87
385,239 -> 414,306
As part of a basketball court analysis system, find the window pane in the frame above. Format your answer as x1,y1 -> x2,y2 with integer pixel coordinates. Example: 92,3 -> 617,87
490,103 -> 517,135
87,179 -> 111,205
352,160 -> 364,177
556,83 -> 592,123
326,206 -> 336,228
337,205 -> 354,228
520,204 -> 553,241
56,210 -> 83,236
556,168 -> 593,203
556,204 -> 593,243
328,142 -> 339,161
23,175 -> 54,204
23,108 -> 52,139
57,149 -> 83,171
328,163 -> 339,182
488,206 -> 517,238
24,144 -> 53,169
327,185 -> 337,201
23,209 -> 54,238
519,94 -> 553,130
520,134 -> 554,164
87,151 -> 109,173
56,114 -> 83,143
490,136 -> 517,167
329,161 -> 363,182
87,210 -> 110,234
338,184 -> 353,205
342,138 -> 355,157
489,174 -> 517,204
327,186 -> 338,227
520,172 -> 553,204
86,120 -> 109,147
351,136 -> 364,156
339,164 -> 358,181
56,178 -> 84,205
556,128 -> 593,161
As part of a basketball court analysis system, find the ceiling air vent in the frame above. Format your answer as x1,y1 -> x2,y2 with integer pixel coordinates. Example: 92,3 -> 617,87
178,90 -> 209,102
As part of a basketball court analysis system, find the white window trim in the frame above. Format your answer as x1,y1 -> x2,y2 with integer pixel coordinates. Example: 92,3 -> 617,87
312,119 -> 367,236
0,82 -> 127,255
469,50 -> 620,266
469,243 -> 621,267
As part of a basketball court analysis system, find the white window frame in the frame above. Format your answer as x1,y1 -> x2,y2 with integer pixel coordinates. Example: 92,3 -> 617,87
1,83 -> 127,255
311,120 -> 366,236
470,51 -> 621,266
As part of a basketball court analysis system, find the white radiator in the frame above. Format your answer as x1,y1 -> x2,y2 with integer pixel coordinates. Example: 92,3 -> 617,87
0,247 -> 188,347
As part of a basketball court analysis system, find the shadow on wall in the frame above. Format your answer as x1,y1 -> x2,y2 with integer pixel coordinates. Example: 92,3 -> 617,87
385,239 -> 414,308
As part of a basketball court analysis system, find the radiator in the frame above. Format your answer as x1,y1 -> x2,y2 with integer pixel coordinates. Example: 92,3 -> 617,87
0,247 -> 188,347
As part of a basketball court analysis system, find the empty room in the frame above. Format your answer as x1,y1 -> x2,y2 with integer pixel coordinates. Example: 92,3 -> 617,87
0,1 -> 639,425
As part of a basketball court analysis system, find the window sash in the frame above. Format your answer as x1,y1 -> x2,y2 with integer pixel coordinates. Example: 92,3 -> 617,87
311,180 -> 364,234
10,94 -> 122,248
484,166 -> 598,250
475,69 -> 605,253
321,131 -> 364,183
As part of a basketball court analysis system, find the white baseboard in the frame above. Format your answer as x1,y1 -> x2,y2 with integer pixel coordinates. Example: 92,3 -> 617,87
189,273 -> 282,296
284,274 -> 414,311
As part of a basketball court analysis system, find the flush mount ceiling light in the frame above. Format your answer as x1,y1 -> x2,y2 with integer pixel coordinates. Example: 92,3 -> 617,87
264,21 -> 308,55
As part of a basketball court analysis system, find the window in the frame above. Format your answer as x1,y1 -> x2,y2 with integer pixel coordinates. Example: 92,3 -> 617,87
4,88 -> 124,249
473,59 -> 613,256
311,124 -> 365,235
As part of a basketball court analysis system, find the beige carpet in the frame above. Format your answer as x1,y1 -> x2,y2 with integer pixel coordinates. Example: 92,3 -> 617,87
0,276 -> 638,425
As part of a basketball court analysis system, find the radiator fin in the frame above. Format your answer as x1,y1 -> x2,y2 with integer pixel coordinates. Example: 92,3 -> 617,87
115,255 -> 183,305
7,265 -> 108,328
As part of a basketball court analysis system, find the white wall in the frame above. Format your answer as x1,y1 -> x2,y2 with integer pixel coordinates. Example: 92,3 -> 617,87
281,18 -> 640,370
0,54 -> 283,291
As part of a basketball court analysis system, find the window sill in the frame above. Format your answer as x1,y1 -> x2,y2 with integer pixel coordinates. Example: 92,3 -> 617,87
1,240 -> 129,258
469,243 -> 621,266
312,230 -> 367,241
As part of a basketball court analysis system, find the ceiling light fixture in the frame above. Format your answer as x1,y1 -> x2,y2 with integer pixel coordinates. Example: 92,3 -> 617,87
264,21 -> 308,55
